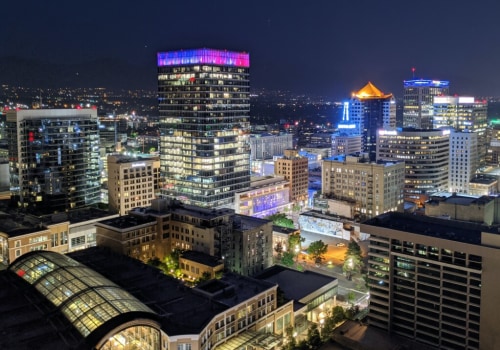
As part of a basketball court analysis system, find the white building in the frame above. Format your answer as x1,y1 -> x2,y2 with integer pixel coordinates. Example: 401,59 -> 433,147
449,130 -> 478,194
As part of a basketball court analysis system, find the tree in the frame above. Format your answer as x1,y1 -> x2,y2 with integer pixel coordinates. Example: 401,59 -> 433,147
281,252 -> 295,267
265,213 -> 295,229
345,240 -> 362,260
343,255 -> 363,280
306,323 -> 322,349
288,233 -> 305,256
307,240 -> 328,264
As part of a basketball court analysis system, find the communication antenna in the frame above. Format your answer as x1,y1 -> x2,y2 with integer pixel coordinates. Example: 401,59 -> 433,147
411,67 -> 416,79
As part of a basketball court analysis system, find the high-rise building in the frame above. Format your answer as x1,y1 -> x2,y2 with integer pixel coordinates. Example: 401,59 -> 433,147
249,133 -> 293,160
6,109 -> 100,213
364,212 -> 500,350
158,48 -> 251,208
322,153 -> 405,219
377,128 -> 450,205
274,149 -> 309,203
331,133 -> 362,156
433,96 -> 488,166
107,154 -> 160,215
449,130 -> 478,194
403,79 -> 449,129
349,82 -> 396,161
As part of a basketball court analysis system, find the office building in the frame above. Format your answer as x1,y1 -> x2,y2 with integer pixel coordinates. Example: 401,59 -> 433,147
158,48 -> 251,208
449,131 -> 478,194
349,82 -> 396,161
433,96 -> 488,165
331,133 -> 362,156
107,154 -> 160,215
274,149 -> 309,203
403,79 -> 449,129
364,212 -> 500,350
322,153 -> 405,220
249,133 -> 293,160
6,109 -> 100,214
377,128 -> 450,205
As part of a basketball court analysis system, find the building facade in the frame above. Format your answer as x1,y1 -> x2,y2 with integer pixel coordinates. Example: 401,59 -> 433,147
6,109 -> 100,213
433,96 -> 488,166
449,131 -> 478,194
331,133 -> 362,156
322,153 -> 405,220
96,198 -> 274,277
349,82 -> 396,161
364,212 -> 500,350
377,128 -> 450,205
158,48 -> 251,208
249,133 -> 293,160
235,175 -> 290,218
274,149 -> 309,203
107,154 -> 160,215
403,79 -> 450,129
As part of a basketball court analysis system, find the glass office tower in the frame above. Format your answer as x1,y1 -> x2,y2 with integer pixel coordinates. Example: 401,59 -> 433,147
6,109 -> 101,214
403,79 -> 449,129
158,48 -> 251,208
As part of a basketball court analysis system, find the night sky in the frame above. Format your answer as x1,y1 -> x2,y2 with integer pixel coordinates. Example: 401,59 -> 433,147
2,0 -> 500,99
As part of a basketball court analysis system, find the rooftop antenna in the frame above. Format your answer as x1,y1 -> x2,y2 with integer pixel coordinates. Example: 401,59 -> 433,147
411,67 -> 416,79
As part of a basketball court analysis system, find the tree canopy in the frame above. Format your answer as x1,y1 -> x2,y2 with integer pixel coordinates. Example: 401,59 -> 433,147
265,213 -> 295,229
307,240 -> 328,264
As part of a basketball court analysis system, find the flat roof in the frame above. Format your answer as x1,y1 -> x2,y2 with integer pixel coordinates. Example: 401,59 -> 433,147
256,265 -> 337,311
96,215 -> 157,230
180,250 -> 222,267
363,212 -> 499,245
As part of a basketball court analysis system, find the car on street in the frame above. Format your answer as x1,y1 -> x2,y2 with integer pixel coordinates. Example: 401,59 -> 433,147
336,242 -> 346,247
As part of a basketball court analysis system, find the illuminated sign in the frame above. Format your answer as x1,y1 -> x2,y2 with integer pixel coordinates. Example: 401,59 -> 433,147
404,79 -> 449,88
338,124 -> 356,129
442,129 -> 451,136
158,49 -> 250,67
458,97 -> 474,104
132,162 -> 146,168
378,130 -> 398,136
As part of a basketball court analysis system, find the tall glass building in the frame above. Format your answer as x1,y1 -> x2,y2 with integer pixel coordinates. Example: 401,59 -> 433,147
6,109 -> 101,214
157,48 -> 251,208
403,79 -> 449,129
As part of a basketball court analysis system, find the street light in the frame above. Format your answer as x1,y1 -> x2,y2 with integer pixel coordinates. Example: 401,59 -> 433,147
295,245 -> 300,262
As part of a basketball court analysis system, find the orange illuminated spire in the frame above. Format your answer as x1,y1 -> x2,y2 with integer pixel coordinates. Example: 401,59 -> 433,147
353,82 -> 392,100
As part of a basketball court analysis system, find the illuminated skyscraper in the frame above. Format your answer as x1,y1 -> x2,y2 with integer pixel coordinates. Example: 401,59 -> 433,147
6,109 -> 101,213
403,79 -> 449,129
433,96 -> 488,166
349,82 -> 396,161
157,48 -> 251,208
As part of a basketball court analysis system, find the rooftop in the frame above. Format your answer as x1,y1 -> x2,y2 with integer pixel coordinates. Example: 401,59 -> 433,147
256,265 -> 337,311
353,82 -> 392,100
96,215 -> 157,230
180,250 -> 223,268
363,212 -> 499,245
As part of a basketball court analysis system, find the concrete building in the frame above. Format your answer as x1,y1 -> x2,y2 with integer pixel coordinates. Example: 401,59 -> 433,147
274,149 -> 309,204
249,133 -> 293,160
449,130 -> 478,194
331,133 -> 362,156
6,109 -> 100,214
433,96 -> 488,166
425,193 -> 497,225
158,48 -> 251,208
234,175 -> 290,218
1,248 -> 293,350
96,198 -> 274,277
348,82 -> 396,161
107,154 -> 160,215
179,250 -> 224,281
322,153 -> 405,220
363,212 -> 500,350
468,174 -> 498,196
377,128 -> 450,205
403,79 -> 449,129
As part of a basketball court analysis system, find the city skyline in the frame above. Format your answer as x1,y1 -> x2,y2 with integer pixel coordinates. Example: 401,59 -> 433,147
2,1 -> 500,99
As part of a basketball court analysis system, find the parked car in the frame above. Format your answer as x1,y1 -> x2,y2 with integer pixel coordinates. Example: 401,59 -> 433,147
336,242 -> 346,247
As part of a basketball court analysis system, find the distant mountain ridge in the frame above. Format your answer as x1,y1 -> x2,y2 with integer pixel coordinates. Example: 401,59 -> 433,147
0,56 -> 157,90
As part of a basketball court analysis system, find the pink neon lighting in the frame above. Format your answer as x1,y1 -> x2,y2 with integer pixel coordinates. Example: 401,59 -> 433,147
157,48 -> 250,67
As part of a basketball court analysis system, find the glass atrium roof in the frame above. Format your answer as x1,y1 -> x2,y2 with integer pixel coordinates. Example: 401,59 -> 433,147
10,251 -> 156,338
